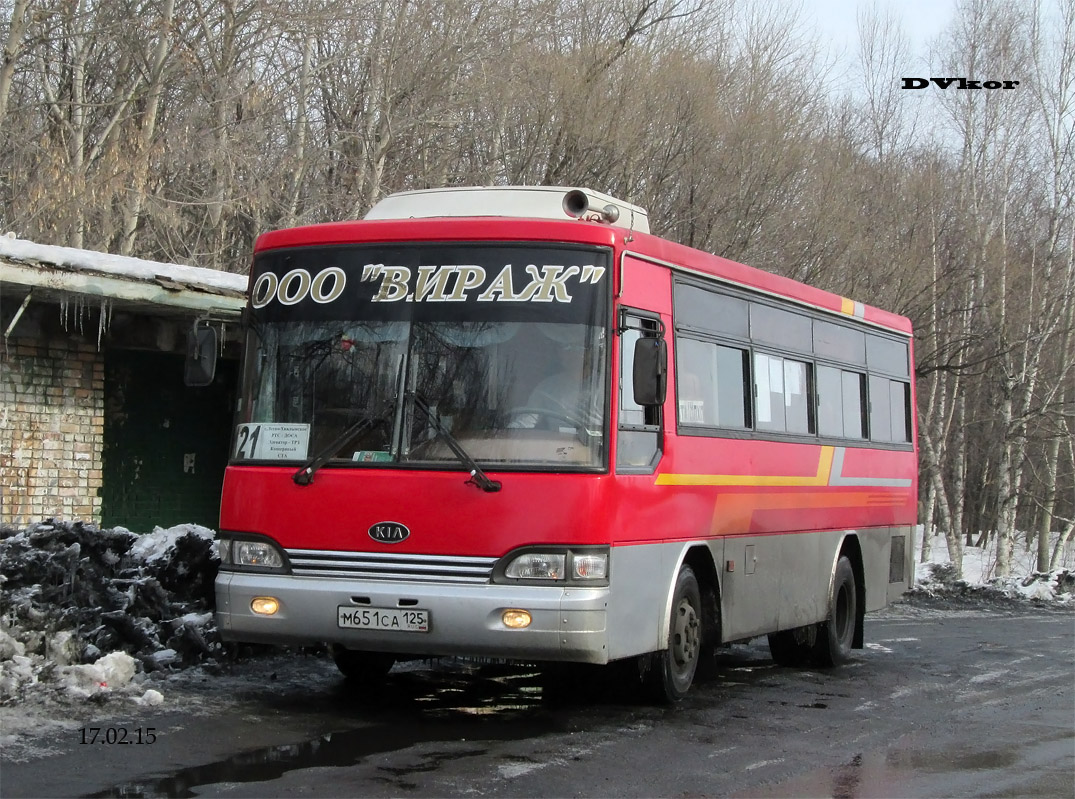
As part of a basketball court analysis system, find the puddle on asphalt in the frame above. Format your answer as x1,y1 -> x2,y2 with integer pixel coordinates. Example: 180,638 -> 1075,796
84,729 -> 499,798
743,744 -> 1025,799
83,663 -> 590,798
85,646 -> 778,798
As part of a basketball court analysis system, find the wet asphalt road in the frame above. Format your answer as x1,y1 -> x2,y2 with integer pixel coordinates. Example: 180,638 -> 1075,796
4,600 -> 1073,798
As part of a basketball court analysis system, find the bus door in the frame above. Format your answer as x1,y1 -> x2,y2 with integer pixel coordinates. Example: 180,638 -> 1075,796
615,254 -> 672,477
606,254 -> 715,661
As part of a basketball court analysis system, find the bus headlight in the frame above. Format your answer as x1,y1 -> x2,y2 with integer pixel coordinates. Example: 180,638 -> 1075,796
216,534 -> 289,573
505,553 -> 565,580
495,547 -> 609,585
236,540 -> 284,568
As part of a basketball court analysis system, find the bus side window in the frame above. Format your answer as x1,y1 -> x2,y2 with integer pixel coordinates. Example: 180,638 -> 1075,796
676,336 -> 750,429
818,365 -> 867,440
618,313 -> 661,471
869,375 -> 912,443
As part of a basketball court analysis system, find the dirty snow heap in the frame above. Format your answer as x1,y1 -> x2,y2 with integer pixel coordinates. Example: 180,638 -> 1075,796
0,520 -> 223,703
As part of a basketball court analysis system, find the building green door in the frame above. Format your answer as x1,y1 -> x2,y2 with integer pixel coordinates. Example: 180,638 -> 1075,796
101,350 -> 236,532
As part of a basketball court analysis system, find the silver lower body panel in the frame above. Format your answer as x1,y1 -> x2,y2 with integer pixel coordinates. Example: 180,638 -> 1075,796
216,572 -> 611,664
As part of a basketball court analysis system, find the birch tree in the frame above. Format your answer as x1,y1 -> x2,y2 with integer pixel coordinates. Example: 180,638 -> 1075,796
0,0 -> 30,124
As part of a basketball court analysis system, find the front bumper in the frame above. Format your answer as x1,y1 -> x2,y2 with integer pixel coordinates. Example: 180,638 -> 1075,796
216,572 -> 611,664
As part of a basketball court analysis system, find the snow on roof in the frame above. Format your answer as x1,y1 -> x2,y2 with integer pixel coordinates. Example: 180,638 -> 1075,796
0,234 -> 248,297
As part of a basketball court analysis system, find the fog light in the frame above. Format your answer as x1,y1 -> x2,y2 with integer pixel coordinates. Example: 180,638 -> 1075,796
502,609 -> 532,629
251,597 -> 280,615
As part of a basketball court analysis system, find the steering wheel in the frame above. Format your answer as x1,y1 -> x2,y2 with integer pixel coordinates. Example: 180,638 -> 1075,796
506,406 -> 593,445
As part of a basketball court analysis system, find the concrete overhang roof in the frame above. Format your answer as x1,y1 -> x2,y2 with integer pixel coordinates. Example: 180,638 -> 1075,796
0,235 -> 248,320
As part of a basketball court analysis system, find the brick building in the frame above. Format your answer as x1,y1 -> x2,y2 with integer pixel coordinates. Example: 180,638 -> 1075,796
1,236 -> 247,531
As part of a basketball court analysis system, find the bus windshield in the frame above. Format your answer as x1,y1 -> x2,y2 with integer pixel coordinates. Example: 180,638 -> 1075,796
235,243 -> 611,470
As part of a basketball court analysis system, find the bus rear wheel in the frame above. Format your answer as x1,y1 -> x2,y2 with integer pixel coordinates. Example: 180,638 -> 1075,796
812,556 -> 857,667
767,626 -> 816,667
646,565 -> 703,703
331,645 -> 395,681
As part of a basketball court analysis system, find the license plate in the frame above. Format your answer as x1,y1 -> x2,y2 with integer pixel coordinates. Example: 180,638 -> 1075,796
337,606 -> 429,632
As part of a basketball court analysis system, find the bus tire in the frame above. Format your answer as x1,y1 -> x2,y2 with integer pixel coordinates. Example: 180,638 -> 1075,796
331,645 -> 395,681
767,628 -> 814,667
647,565 -> 703,703
812,555 -> 857,667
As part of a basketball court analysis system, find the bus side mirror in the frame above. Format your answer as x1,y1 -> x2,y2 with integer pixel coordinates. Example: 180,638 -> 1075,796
184,324 -> 218,387
633,337 -> 667,406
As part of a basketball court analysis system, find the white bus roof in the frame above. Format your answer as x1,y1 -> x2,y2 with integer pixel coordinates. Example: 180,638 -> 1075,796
364,186 -> 650,234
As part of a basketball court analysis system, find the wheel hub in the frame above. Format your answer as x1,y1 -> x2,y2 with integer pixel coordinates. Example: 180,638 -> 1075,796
672,599 -> 700,668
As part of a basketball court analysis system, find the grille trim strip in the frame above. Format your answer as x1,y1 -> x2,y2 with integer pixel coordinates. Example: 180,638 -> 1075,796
285,548 -> 496,584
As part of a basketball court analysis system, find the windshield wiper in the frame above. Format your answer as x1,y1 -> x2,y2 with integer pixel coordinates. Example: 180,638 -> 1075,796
293,414 -> 385,486
408,392 -> 502,493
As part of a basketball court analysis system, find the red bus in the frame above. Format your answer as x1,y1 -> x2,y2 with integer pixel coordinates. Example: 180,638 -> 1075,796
207,186 -> 917,701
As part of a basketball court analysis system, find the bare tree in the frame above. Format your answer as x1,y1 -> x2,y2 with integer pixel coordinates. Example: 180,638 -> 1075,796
117,0 -> 176,256
0,0 -> 30,124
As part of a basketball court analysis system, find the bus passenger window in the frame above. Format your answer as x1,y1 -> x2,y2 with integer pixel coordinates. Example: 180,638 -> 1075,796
754,352 -> 786,432
818,365 -> 867,440
817,366 -> 843,437
869,375 -> 892,441
869,376 -> 912,443
784,359 -> 812,434
675,337 -> 749,429
754,353 -> 813,435
842,371 -> 867,439
891,381 -> 911,442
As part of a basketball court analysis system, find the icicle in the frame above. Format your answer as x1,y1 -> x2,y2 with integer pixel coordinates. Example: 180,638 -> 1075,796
59,296 -> 69,331
97,298 -> 112,350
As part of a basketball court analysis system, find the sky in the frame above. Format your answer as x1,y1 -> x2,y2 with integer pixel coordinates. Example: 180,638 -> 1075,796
804,0 -> 958,68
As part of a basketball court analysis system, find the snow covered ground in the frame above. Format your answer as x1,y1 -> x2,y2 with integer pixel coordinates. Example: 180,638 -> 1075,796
913,527 -> 1075,604
0,519 -> 1071,725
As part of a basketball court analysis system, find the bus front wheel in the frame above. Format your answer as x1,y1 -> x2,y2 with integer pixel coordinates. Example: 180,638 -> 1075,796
646,565 -> 703,702
331,645 -> 395,681
812,556 -> 857,667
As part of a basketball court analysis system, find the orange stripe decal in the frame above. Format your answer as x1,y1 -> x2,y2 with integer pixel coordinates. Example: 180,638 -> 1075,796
656,446 -> 835,487
707,490 -> 899,536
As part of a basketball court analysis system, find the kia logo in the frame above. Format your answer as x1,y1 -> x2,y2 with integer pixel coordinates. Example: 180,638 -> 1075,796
369,521 -> 410,544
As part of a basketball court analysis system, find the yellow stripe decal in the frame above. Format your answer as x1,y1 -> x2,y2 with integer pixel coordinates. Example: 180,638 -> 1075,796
656,446 -> 835,487
840,297 -> 855,315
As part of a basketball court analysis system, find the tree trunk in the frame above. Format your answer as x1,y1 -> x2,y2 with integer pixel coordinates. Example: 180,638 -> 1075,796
285,34 -> 315,227
1038,435 -> 1060,572
920,480 -> 936,562
0,0 -> 31,124
920,425 -> 962,576
118,0 -> 176,256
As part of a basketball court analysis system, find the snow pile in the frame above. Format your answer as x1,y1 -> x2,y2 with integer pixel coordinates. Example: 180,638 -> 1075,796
0,520 -> 224,704
911,528 -> 1075,606
58,651 -> 138,699
914,561 -> 1075,604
